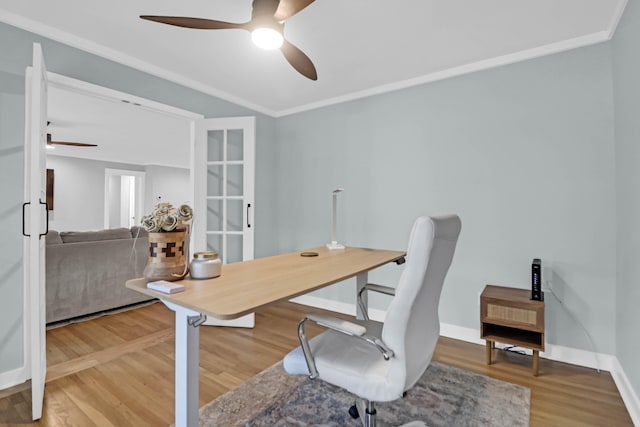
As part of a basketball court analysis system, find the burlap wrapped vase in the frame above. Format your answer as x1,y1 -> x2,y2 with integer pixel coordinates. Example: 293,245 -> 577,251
143,228 -> 188,282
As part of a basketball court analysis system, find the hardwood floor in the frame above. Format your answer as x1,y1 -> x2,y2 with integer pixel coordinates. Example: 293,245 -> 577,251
0,301 -> 633,426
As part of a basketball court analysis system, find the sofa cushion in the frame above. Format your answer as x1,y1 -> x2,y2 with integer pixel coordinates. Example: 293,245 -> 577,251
46,230 -> 63,245
60,228 -> 133,243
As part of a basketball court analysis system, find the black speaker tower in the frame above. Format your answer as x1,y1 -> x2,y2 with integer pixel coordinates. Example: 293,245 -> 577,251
531,258 -> 543,301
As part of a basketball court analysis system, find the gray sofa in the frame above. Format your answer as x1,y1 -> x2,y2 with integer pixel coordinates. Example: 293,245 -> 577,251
45,226 -> 154,324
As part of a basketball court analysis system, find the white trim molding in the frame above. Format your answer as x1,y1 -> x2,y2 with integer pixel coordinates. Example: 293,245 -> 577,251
607,0 -> 629,39
290,294 -> 639,424
0,366 -> 27,391
0,10 -> 273,117
611,358 -> 640,426
47,72 -> 203,120
276,32 -> 613,117
291,294 -> 619,370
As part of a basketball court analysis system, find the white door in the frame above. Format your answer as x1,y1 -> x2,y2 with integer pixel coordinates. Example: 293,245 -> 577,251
23,42 -> 48,420
194,117 -> 255,327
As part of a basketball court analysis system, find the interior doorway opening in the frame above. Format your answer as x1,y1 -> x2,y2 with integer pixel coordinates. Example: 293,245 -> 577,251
46,72 -> 202,232
104,168 -> 145,229
22,68 -> 204,420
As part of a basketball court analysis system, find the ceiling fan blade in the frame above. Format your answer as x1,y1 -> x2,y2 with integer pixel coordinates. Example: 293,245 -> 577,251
50,141 -> 98,147
274,0 -> 316,21
280,39 -> 317,80
140,15 -> 247,30
251,0 -> 281,20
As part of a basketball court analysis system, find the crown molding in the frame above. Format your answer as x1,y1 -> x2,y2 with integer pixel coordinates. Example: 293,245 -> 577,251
0,10 -> 277,117
1,3 -> 628,119
606,0 -> 629,39
276,31 -> 612,117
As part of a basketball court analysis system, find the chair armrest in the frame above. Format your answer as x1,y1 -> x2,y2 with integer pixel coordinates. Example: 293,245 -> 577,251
357,283 -> 396,320
298,313 -> 395,380
362,283 -> 396,296
306,313 -> 366,336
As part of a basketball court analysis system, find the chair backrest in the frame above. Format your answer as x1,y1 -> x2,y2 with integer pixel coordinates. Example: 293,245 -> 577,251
381,215 -> 461,392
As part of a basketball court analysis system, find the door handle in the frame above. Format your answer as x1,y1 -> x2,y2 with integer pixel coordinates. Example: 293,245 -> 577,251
22,202 -> 31,237
39,199 -> 49,239
247,203 -> 251,228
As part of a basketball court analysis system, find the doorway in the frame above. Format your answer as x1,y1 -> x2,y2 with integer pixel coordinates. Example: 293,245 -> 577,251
46,72 -> 202,232
24,70 -> 203,420
104,169 -> 145,229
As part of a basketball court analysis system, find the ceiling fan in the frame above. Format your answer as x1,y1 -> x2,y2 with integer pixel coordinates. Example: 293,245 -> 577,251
47,133 -> 97,148
140,0 -> 318,80
46,123 -> 97,148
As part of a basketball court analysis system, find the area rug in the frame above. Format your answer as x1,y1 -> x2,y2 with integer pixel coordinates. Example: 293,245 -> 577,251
198,361 -> 530,426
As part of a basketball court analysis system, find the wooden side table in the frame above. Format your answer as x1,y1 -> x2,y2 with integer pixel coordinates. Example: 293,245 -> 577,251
480,284 -> 545,376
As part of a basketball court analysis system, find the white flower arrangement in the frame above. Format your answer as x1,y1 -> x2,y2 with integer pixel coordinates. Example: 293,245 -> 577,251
141,202 -> 193,233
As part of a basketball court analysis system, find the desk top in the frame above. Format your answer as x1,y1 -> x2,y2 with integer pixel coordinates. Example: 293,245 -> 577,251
126,246 -> 405,320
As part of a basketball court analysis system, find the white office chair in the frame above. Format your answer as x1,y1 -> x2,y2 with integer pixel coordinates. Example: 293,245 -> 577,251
283,215 -> 461,427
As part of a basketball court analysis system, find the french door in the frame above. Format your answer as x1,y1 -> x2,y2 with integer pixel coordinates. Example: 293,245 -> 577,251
24,42 -> 48,420
194,117 -> 255,327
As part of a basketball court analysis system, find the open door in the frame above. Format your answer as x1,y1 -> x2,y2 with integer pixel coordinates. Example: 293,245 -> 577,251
194,117 -> 255,327
23,42 -> 48,420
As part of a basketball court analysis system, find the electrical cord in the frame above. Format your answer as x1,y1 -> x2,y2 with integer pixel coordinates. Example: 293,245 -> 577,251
545,282 -> 601,373
502,345 -> 527,355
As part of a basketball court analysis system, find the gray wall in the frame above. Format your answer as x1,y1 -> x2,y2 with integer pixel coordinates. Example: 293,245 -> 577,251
274,44 -> 617,353
45,156 -> 190,232
0,21 -> 276,380
0,69 -> 26,375
612,0 -> 640,400
46,156 -> 145,231
144,164 -> 191,210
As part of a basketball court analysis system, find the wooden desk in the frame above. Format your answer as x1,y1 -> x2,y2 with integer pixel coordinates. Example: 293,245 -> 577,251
480,284 -> 545,376
127,246 -> 405,427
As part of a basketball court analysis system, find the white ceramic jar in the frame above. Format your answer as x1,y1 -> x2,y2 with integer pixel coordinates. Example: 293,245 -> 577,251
190,251 -> 222,279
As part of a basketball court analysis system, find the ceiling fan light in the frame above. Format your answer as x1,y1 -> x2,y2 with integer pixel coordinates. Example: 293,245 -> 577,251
251,27 -> 283,50
46,144 -> 55,150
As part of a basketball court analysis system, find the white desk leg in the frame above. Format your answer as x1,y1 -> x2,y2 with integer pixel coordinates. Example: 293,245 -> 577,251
164,301 -> 205,427
355,272 -> 368,320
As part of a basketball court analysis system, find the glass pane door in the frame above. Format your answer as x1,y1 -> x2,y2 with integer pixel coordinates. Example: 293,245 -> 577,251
205,128 -> 249,263
194,117 -> 255,327
194,116 -> 255,264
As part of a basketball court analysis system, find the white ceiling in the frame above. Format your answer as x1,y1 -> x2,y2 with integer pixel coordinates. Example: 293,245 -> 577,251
0,0 -> 627,117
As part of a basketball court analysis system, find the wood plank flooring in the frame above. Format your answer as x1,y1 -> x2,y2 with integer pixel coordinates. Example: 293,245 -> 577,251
0,301 -> 633,426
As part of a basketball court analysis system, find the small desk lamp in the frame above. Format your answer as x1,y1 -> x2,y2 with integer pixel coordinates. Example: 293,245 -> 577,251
326,188 -> 345,250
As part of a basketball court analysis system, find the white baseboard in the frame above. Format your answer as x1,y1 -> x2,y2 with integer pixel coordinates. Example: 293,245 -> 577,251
435,320 -> 620,371
440,323 -> 485,345
0,365 -> 27,391
290,295 -> 356,317
289,295 -> 639,424
289,294 -> 388,323
540,343 -> 616,372
611,358 -> 640,426
291,295 -> 616,369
